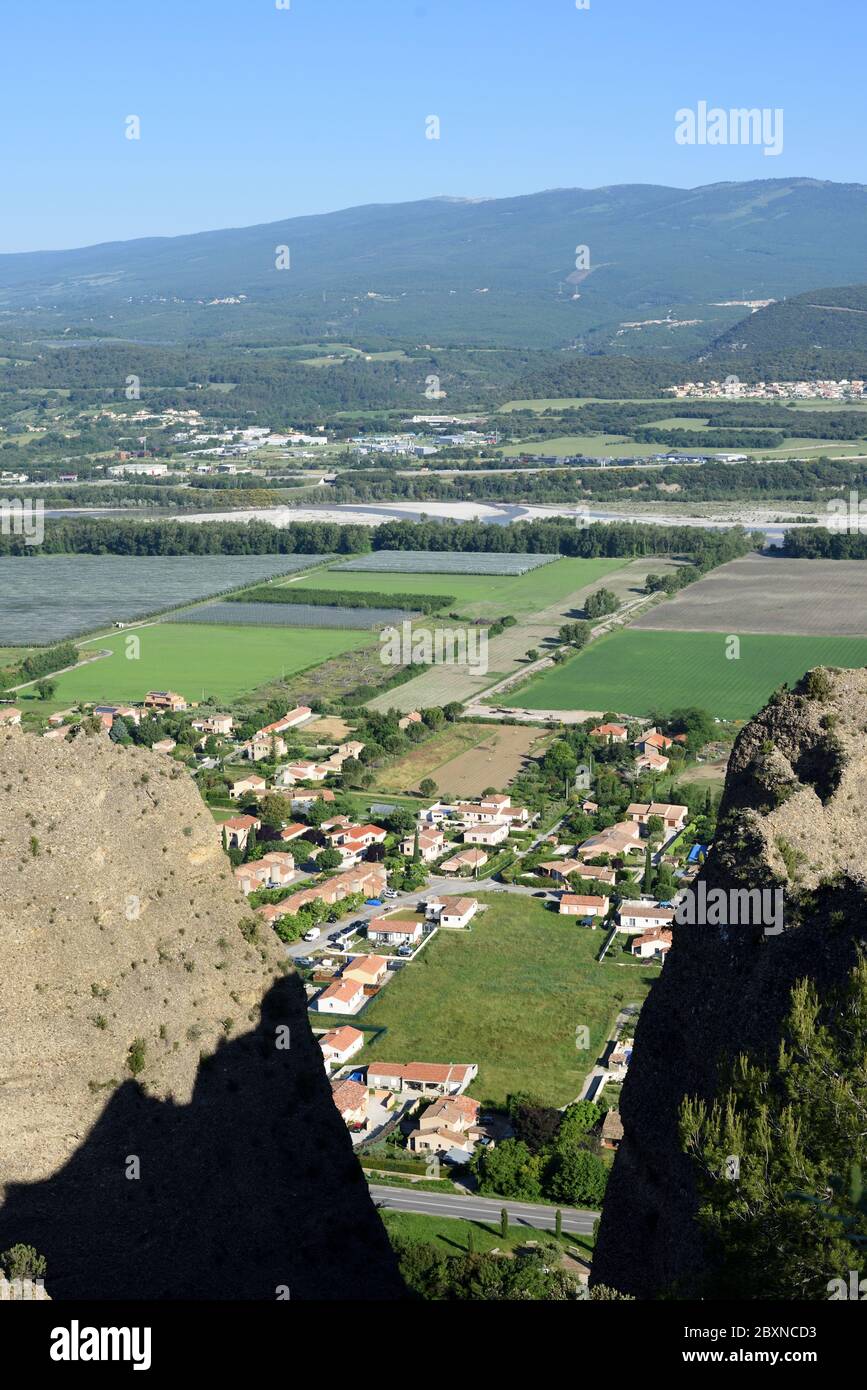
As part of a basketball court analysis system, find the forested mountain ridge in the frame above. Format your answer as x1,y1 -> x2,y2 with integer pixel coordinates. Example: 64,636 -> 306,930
701,282 -> 867,376
4,180 -> 867,351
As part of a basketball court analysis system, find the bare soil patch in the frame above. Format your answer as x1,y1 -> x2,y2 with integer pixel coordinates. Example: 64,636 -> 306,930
373,723 -> 548,797
633,555 -> 867,637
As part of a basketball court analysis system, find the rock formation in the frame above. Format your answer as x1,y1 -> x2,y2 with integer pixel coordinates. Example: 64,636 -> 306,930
592,667 -> 867,1297
0,727 -> 406,1299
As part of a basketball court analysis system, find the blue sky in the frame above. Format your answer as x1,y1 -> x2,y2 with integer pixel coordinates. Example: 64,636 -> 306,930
1,0 -> 864,252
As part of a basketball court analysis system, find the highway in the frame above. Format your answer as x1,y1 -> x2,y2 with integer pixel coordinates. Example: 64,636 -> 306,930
368,1182 -> 599,1235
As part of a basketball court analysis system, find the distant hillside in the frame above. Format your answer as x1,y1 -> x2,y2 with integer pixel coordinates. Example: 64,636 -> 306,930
4,180 -> 867,352
701,284 -> 867,376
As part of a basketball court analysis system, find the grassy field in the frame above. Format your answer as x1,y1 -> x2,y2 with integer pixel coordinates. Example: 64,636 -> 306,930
380,1210 -> 591,1258
371,722 -> 548,796
38,623 -> 370,706
498,397 -> 675,412
501,434 -> 662,459
514,629 -> 867,721
303,558 -> 627,619
357,893 -> 659,1107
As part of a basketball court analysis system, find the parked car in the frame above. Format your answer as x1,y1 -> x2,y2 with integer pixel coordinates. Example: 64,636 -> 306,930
397,945 -> 413,957
294,957 -> 314,969
383,888 -> 398,899
302,927 -> 321,942
350,919 -> 368,930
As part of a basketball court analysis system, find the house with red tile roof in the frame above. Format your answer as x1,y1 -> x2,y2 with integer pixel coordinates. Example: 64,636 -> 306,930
440,847 -> 488,875
319,1025 -> 365,1070
365,1061 -> 478,1096
626,802 -> 689,833
367,915 -> 423,947
341,955 -> 389,988
407,1095 -> 483,1160
589,722 -> 627,742
631,926 -> 673,960
330,1077 -> 368,1127
314,978 -> 366,1015
560,893 -> 609,919
222,815 -> 261,851
400,828 -> 446,862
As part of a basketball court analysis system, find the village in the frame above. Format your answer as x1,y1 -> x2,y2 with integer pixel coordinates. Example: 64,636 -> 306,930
1,686 -> 711,1187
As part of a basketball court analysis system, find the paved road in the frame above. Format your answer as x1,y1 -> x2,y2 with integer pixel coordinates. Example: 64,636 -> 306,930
368,1183 -> 598,1235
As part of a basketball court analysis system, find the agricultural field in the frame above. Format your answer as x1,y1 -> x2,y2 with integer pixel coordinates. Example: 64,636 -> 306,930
312,557 -> 627,621
34,622 -> 370,706
357,893 -> 659,1108
498,397 -> 676,413
0,554 -> 332,645
501,434 -> 662,459
371,722 -> 549,797
633,556 -> 867,637
166,600 -> 414,630
331,551 -> 560,576
514,628 -> 867,721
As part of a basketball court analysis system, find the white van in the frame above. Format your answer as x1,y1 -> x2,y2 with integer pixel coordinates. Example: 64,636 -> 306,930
302,927 -> 321,942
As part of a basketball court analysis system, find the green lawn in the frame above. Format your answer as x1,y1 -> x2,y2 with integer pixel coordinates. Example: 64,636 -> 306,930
40,622 -> 370,706
380,1210 -> 592,1258
307,558 -> 628,620
514,629 -> 867,721
358,893 -> 658,1107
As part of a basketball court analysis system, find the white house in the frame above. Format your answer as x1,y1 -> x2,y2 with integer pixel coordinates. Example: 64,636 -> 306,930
313,979 -> 366,1015
617,901 -> 676,934
463,822 -> 509,847
626,802 -> 689,834
434,896 -> 479,930
366,916 -> 424,947
319,1024 -> 365,1069
631,927 -> 673,960
400,828 -> 446,863
229,774 -> 267,801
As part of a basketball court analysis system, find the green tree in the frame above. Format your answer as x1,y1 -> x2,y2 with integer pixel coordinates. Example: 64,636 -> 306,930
585,588 -> 619,619
472,1140 -> 544,1201
419,777 -> 437,798
642,844 -> 655,894
0,1244 -> 47,1281
549,1149 -> 609,1207
317,848 -> 344,871
679,959 -> 867,1299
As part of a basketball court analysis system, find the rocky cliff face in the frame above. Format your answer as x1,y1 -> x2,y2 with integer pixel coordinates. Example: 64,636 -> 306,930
0,727 -> 405,1300
592,667 -> 867,1297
